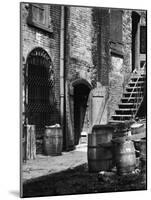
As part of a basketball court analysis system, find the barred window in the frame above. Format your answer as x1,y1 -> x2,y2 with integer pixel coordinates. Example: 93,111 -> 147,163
26,48 -> 55,125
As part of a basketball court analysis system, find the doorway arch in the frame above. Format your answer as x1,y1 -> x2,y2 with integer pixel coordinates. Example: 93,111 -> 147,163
71,79 -> 92,145
25,47 -> 55,126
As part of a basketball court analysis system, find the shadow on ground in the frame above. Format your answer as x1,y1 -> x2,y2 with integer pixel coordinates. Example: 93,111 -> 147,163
23,163 -> 146,198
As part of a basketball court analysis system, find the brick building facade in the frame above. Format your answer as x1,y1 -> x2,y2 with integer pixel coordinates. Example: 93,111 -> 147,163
21,3 -> 146,153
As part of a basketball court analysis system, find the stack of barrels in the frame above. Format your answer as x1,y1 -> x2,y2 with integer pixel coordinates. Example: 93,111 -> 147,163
88,121 -> 146,175
112,122 -> 136,175
88,125 -> 114,172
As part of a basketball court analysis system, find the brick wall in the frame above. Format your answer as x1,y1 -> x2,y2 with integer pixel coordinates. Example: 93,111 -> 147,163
122,10 -> 132,85
21,3 -> 61,124
107,9 -> 132,120
95,8 -> 110,86
21,3 -> 61,153
65,6 -> 97,86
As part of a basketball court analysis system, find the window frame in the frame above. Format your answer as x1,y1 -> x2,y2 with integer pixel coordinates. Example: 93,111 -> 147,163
27,4 -> 53,33
140,25 -> 147,54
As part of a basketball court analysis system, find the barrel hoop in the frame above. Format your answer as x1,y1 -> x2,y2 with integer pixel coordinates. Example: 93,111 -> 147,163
88,145 -> 109,149
117,165 -> 136,170
116,152 -> 135,156
88,158 -> 112,161
44,136 -> 62,138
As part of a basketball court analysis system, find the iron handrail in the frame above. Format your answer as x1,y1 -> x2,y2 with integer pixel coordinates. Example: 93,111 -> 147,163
130,62 -> 146,119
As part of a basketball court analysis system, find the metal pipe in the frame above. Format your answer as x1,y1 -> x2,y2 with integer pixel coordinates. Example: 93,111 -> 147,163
60,6 -> 65,127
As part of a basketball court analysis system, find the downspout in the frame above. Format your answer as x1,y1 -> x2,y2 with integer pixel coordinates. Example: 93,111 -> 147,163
60,6 -> 65,134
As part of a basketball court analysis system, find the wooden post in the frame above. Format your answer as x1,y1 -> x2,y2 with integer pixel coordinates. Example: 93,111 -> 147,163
65,82 -> 75,150
24,124 -> 36,160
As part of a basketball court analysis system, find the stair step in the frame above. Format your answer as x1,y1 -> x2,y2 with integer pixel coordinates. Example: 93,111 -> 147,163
109,120 -> 126,124
116,109 -> 137,115
121,97 -> 142,103
132,74 -> 145,78
131,77 -> 145,82
119,103 -> 139,109
116,108 -> 136,112
126,86 -> 143,92
112,114 -> 132,118
123,92 -> 143,97
119,103 -> 136,105
112,115 -> 133,120
129,81 -> 145,86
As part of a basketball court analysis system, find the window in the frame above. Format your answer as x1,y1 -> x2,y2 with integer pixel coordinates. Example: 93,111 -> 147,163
27,4 -> 53,32
140,26 -> 146,54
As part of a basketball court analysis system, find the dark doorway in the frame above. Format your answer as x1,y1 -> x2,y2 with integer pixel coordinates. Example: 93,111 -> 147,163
74,84 -> 90,145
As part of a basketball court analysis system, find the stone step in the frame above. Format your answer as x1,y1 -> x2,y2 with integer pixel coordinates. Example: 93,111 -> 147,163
115,108 -> 137,115
119,102 -> 140,109
126,86 -> 143,92
121,97 -> 142,103
123,91 -> 143,98
112,114 -> 132,118
129,81 -> 145,87
112,116 -> 132,121
109,120 -> 125,124
131,77 -> 145,82
132,73 -> 145,78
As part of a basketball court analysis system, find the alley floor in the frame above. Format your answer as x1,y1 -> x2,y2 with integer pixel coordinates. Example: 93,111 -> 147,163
22,124 -> 146,198
23,160 -> 146,198
22,144 -> 87,182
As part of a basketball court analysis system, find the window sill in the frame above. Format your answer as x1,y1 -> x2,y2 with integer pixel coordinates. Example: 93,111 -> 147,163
27,19 -> 53,33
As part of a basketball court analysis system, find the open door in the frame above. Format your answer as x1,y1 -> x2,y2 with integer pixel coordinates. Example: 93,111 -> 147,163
74,84 -> 90,145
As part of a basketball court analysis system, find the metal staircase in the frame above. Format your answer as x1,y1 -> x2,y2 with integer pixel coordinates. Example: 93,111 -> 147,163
109,64 -> 146,123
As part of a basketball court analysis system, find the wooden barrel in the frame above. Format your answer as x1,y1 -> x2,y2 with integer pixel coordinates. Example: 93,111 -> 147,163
113,140 -> 136,175
88,125 -> 114,172
139,139 -> 146,162
131,123 -> 144,135
114,129 -> 131,139
43,127 -> 63,156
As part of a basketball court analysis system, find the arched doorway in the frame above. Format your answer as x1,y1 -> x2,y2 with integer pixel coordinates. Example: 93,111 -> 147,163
26,47 -> 54,126
72,80 -> 91,145
25,48 -> 55,153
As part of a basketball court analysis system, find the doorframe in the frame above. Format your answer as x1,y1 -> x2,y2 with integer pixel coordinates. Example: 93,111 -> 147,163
132,12 -> 146,72
70,78 -> 92,145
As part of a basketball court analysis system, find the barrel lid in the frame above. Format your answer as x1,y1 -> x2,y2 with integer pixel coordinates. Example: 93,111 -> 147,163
131,123 -> 144,129
45,124 -> 61,129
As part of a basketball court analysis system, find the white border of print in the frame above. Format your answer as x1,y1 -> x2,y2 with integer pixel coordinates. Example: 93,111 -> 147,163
0,0 -> 150,199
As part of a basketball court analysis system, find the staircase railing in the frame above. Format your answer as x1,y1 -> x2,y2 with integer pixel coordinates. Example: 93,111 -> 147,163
130,62 -> 146,119
134,63 -> 146,117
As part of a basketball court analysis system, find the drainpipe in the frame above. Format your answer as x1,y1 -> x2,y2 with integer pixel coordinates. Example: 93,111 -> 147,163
60,6 -> 65,130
